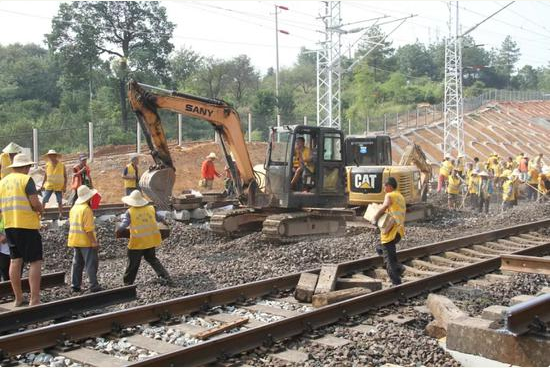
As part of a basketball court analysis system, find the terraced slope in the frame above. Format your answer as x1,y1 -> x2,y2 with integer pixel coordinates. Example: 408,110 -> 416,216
391,101 -> 550,166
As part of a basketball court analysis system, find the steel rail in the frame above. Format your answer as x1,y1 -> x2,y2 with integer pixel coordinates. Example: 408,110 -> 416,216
0,285 -> 137,334
504,293 -> 550,336
131,241 -> 550,367
500,254 -> 550,275
0,272 -> 65,298
42,204 -> 126,220
0,219 -> 548,356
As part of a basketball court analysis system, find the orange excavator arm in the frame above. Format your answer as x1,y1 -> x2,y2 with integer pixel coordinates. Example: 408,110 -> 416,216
127,80 -> 258,207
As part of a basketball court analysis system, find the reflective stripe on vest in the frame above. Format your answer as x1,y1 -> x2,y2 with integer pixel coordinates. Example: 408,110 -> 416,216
44,162 -> 65,191
128,205 -> 161,250
502,180 -> 515,202
0,173 -> 40,229
68,204 -> 95,247
0,153 -> 12,179
124,164 -> 138,189
381,191 -> 406,244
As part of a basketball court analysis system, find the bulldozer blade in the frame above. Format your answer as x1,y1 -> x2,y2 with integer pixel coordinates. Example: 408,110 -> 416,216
139,168 -> 176,210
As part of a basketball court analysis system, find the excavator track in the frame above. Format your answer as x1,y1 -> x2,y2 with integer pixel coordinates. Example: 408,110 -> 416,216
209,208 -> 269,236
261,211 -> 347,241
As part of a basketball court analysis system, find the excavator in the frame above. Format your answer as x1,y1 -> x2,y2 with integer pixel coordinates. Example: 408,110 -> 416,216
127,80 -> 352,240
344,134 -> 433,221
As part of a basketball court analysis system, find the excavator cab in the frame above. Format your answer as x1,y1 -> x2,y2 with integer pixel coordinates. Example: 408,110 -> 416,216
344,135 -> 392,167
265,125 -> 347,209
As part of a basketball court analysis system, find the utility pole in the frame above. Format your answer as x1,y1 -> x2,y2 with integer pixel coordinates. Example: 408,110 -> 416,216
274,5 -> 289,114
317,1 -> 342,129
443,1 -> 464,159
443,1 -> 514,158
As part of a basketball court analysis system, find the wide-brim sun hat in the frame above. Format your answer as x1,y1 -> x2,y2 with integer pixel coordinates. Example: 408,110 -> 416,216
79,153 -> 88,161
44,149 -> 61,157
478,171 -> 489,177
121,190 -> 149,207
2,142 -> 22,154
207,152 -> 217,159
75,185 -> 98,205
8,153 -> 35,168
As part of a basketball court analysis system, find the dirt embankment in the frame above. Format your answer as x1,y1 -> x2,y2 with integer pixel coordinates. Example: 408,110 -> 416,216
36,140 -> 268,204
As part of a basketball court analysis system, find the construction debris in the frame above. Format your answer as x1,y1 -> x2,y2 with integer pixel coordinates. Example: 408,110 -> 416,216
311,287 -> 370,308
314,264 -> 339,295
425,294 -> 467,338
294,273 -> 318,303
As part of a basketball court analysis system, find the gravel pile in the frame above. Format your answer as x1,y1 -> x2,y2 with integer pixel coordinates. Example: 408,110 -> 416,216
446,273 -> 550,316
233,307 -> 459,367
34,199 -> 550,308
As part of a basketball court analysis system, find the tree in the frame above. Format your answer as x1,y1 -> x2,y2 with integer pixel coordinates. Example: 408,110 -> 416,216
46,1 -> 175,131
395,42 -> 434,78
169,47 -> 203,89
225,55 -> 259,106
511,65 -> 539,90
193,57 -> 230,99
354,25 -> 395,82
495,35 -> 520,88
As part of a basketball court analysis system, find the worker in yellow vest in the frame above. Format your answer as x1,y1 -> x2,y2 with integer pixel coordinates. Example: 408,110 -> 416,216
515,153 -> 524,167
538,171 -> 548,202
502,174 -> 518,211
40,150 -> 67,220
68,185 -> 101,293
119,190 -> 172,285
0,142 -> 22,180
446,169 -> 461,209
455,156 -> 465,178
122,154 -> 140,195
0,154 -> 43,306
372,177 -> 406,286
468,170 -> 480,210
527,163 -> 539,201
437,157 -> 453,192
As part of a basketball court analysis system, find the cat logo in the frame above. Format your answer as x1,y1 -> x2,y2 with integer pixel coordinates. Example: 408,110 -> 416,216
355,174 -> 378,189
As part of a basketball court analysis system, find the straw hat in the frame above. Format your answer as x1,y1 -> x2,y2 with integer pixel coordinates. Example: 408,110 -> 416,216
8,153 -> 35,168
45,149 -> 60,157
121,190 -> 149,207
2,142 -> 22,154
75,185 -> 98,205
207,152 -> 217,159
478,171 -> 489,177
79,154 -> 88,162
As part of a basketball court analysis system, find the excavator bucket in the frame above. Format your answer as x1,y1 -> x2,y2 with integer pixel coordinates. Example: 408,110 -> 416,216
139,168 -> 176,210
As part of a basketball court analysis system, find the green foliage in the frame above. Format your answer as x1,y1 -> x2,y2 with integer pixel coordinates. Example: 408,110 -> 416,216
1,14 -> 546,153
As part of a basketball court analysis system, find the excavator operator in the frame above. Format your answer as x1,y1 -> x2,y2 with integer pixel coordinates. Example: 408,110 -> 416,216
291,136 -> 315,191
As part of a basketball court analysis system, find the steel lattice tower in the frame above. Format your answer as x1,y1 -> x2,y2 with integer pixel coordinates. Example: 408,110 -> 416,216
317,1 -> 342,128
443,1 -> 464,158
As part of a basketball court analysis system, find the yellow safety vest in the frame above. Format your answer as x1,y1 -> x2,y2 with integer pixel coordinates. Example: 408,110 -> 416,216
468,176 -> 480,194
538,177 -> 547,194
515,155 -> 523,165
44,161 -> 65,191
503,180 -> 515,202
447,176 -> 461,195
68,203 -> 95,247
528,168 -> 539,185
128,205 -> 162,250
439,161 -> 453,177
0,173 -> 40,229
0,153 -> 13,179
124,163 -> 138,189
292,147 -> 314,172
381,191 -> 406,244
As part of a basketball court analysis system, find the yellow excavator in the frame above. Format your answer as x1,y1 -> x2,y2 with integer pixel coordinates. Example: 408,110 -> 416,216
127,80 -> 352,240
344,135 -> 432,220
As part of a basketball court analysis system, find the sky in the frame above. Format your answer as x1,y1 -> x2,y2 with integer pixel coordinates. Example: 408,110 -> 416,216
0,0 -> 549,74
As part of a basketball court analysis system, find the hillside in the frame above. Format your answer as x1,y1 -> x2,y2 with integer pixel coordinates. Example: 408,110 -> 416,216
391,101 -> 550,165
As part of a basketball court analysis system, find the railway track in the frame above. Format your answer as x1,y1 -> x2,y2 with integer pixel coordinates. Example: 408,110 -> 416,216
0,219 -> 549,366
42,203 -> 127,220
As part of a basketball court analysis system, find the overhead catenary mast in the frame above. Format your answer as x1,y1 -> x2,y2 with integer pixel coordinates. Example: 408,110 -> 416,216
317,1 -> 342,129
443,1 -> 464,159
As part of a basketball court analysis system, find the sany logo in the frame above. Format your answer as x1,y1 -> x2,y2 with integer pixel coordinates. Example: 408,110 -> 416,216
185,104 -> 213,117
354,173 -> 377,189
